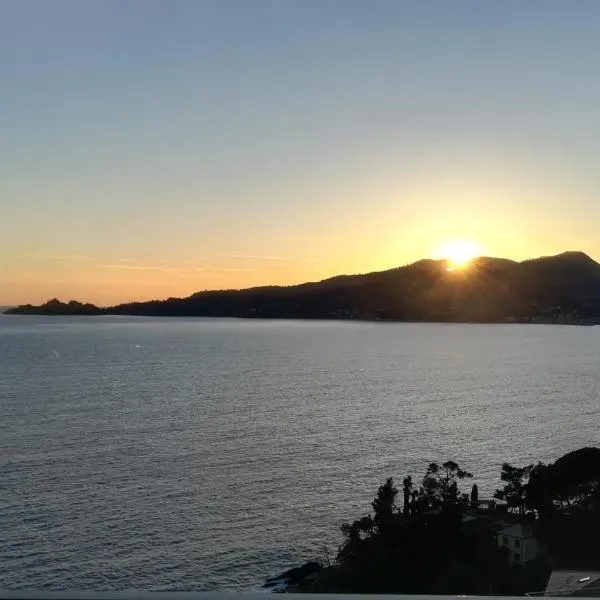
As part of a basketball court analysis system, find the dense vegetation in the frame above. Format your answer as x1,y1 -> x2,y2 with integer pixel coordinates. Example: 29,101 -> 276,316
5,298 -> 103,315
7,251 -> 600,323
495,448 -> 600,568
294,448 -> 600,595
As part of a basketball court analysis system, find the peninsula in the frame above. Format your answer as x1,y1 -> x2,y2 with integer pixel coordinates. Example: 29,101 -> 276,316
6,251 -> 600,323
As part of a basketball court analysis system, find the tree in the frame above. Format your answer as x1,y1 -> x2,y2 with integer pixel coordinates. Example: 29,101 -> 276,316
494,463 -> 532,515
338,515 -> 373,563
525,462 -> 552,516
470,484 -> 479,508
372,477 -> 398,533
422,461 -> 473,508
403,476 -> 413,517
411,489 -> 419,516
530,449 -> 600,568
550,447 -> 600,508
526,448 -> 600,515
332,449 -> 599,595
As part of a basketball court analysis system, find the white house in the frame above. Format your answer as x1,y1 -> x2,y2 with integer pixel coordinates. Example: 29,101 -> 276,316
497,523 -> 538,565
478,498 -> 507,511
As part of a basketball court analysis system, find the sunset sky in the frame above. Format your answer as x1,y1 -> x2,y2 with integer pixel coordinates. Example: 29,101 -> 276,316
3,1 -> 600,305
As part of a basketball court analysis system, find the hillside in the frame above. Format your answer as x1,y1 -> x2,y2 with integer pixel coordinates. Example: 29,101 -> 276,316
4,298 -> 103,316
6,251 -> 600,323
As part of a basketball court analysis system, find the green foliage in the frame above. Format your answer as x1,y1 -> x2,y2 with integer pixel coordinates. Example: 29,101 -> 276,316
525,462 -> 552,515
372,477 -> 398,533
494,462 -> 532,515
402,475 -> 412,516
336,460 -> 482,593
333,449 -> 599,594
338,515 -> 374,563
501,448 -> 600,516
471,483 -> 479,508
527,449 -> 600,567
422,460 -> 473,508
550,447 -> 600,507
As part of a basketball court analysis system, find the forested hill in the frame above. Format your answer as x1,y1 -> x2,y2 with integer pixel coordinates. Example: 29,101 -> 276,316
7,251 -> 600,323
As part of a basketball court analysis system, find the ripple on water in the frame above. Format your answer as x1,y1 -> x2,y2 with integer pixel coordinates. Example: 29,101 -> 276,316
1,318 -> 599,589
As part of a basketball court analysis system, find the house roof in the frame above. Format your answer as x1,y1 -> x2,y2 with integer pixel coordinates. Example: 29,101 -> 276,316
479,497 -> 507,505
544,570 -> 600,596
499,523 -> 535,538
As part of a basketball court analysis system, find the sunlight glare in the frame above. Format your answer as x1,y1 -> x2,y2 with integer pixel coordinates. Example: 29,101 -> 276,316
433,240 -> 484,269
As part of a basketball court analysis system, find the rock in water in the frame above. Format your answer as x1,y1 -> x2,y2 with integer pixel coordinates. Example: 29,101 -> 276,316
264,561 -> 322,589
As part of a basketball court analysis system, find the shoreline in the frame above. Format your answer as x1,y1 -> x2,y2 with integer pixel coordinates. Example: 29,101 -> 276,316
3,309 -> 599,326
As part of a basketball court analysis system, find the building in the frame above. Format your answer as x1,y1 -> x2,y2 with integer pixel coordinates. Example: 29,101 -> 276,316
544,570 -> 600,596
478,498 -> 507,512
497,523 -> 538,565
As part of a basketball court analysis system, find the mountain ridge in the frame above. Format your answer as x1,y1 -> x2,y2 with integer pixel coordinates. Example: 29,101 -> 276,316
6,251 -> 600,323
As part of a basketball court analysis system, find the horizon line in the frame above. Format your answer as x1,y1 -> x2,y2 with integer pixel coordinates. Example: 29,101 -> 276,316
3,249 -> 595,309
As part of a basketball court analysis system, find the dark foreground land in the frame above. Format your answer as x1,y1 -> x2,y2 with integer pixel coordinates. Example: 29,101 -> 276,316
266,447 -> 600,595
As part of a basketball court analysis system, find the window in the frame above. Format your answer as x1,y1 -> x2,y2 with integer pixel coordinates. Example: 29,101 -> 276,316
515,553 -> 521,562
515,539 -> 521,548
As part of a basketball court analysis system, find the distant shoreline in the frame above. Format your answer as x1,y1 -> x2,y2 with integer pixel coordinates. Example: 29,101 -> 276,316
4,308 -> 598,326
7,251 -> 600,324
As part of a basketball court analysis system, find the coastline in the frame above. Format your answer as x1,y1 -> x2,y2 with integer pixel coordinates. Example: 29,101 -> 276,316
3,308 -> 599,326
6,252 -> 600,325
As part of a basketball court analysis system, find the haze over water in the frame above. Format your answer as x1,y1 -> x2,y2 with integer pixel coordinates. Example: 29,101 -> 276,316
1,316 -> 598,590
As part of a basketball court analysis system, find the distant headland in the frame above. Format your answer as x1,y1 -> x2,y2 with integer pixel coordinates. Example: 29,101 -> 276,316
5,299 -> 103,316
6,251 -> 600,324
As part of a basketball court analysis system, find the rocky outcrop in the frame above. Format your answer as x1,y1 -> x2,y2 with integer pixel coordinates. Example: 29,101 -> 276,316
263,561 -> 322,592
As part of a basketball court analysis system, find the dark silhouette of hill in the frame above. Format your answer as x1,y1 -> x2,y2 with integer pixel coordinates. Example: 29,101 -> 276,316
6,251 -> 600,322
4,298 -> 102,316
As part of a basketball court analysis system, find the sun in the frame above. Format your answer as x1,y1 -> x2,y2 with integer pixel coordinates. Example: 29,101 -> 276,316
433,240 -> 483,269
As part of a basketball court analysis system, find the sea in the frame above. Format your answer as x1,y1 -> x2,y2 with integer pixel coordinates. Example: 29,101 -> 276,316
1,315 -> 599,590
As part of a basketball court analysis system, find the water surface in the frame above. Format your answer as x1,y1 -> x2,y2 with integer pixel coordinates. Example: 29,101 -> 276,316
1,316 -> 598,589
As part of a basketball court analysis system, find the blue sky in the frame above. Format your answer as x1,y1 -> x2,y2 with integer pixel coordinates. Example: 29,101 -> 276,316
3,1 -> 600,303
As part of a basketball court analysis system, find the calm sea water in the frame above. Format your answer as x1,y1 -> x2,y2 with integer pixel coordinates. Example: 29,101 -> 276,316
1,316 -> 599,590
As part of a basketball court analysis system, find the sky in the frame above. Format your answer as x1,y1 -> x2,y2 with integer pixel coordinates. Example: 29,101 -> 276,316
3,0 -> 600,305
